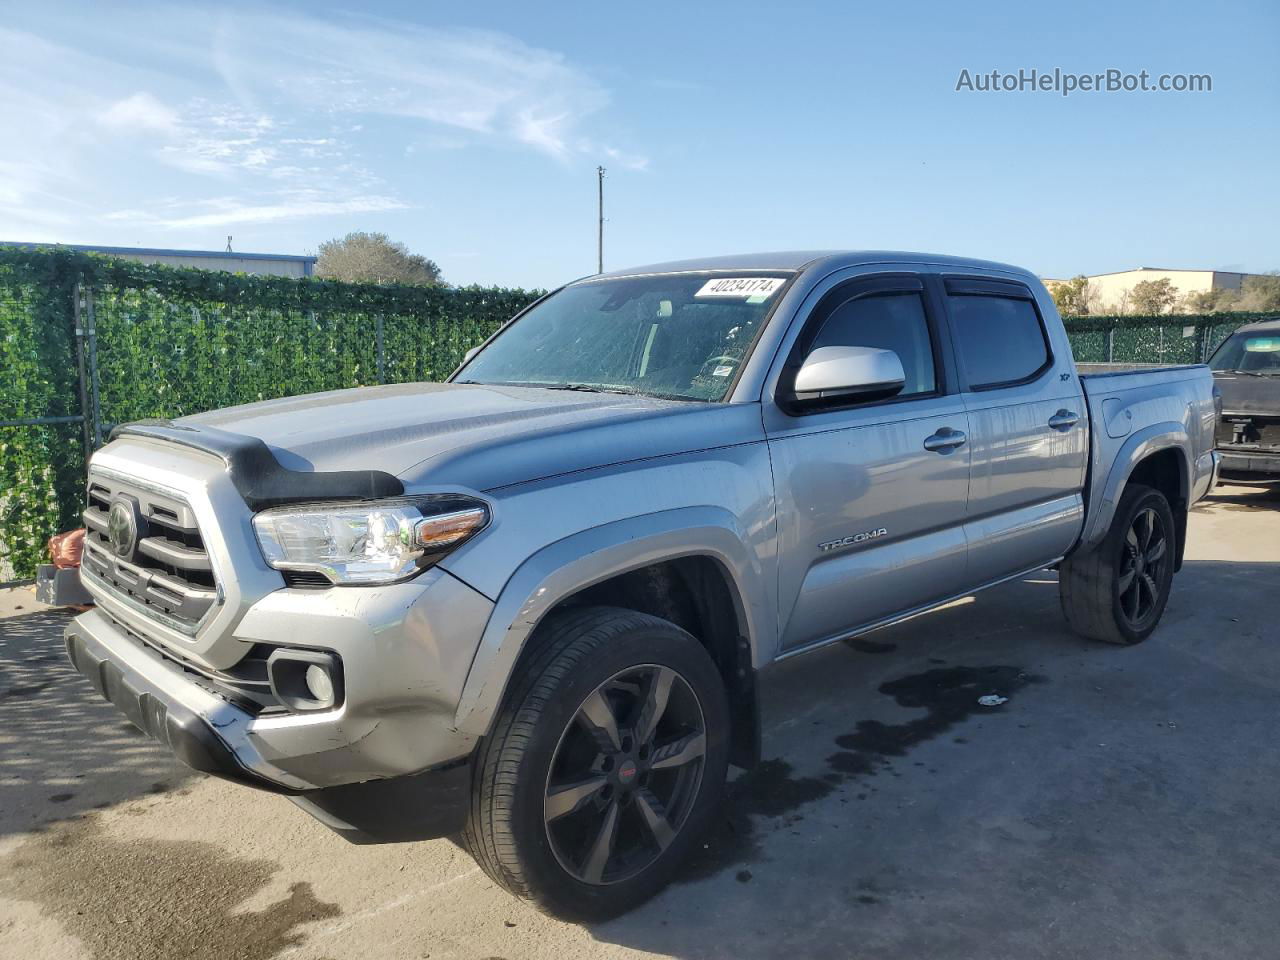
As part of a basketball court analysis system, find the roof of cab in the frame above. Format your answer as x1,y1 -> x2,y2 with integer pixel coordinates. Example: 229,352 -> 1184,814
1232,317 -> 1280,334
588,250 -> 1033,281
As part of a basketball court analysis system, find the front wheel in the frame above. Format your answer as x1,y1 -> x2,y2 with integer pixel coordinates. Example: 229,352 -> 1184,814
463,606 -> 730,920
1059,483 -> 1176,645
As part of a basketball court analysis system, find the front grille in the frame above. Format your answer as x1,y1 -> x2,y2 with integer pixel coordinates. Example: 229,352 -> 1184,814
282,570 -> 332,589
98,607 -> 283,715
81,472 -> 220,631
1217,415 -> 1280,450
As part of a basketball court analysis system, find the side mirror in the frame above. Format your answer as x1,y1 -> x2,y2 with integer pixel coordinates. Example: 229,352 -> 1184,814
792,346 -> 905,403
462,346 -> 481,364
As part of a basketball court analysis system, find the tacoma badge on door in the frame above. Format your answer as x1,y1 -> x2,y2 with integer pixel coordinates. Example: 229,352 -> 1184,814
818,527 -> 889,552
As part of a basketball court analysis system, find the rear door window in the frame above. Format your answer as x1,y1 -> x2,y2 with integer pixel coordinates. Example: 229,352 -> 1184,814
945,286 -> 1051,389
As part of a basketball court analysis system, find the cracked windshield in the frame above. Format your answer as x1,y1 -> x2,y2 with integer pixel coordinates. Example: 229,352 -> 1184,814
457,272 -> 792,401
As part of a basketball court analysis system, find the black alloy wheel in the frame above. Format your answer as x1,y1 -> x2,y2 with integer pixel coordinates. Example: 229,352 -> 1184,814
543,664 -> 707,885
1117,505 -> 1169,630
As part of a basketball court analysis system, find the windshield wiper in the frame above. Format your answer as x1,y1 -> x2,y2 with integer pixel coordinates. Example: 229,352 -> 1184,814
463,380 -> 702,400
543,383 -> 638,395
456,379 -> 639,393
1219,369 -> 1273,377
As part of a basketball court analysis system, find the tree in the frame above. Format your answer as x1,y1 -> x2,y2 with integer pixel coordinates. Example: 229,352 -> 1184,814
1184,287 -> 1240,313
1051,275 -> 1095,315
1238,272 -> 1280,312
1129,277 -> 1179,315
315,232 -> 443,285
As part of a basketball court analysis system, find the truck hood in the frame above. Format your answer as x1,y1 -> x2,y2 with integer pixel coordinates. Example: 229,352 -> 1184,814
1213,371 -> 1280,417
180,382 -> 761,491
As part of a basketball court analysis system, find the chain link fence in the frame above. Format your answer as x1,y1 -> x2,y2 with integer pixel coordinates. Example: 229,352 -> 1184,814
1061,315 -> 1252,366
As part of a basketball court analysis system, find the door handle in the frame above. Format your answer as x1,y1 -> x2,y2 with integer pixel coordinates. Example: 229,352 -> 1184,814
923,428 -> 967,452
1048,409 -> 1080,431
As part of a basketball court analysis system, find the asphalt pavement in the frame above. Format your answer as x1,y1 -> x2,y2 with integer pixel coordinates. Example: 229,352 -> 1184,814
1,482 -> 1277,960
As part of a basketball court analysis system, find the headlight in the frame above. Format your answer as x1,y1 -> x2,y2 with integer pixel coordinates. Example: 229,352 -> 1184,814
252,496 -> 489,585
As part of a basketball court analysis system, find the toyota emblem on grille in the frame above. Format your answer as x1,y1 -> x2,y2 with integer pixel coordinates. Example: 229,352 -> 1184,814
106,499 -> 139,559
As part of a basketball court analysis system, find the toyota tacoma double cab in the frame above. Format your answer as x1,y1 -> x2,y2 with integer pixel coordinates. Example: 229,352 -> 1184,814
65,251 -> 1219,919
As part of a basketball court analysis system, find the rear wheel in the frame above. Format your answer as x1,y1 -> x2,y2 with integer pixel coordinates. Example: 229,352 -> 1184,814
1059,483 -> 1176,645
463,606 -> 730,920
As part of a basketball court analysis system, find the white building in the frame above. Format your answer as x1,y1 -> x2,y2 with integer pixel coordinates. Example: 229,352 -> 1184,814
1,241 -> 315,278
1043,268 -> 1253,314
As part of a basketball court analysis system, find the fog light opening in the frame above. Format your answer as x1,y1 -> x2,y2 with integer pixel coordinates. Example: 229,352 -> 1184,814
305,663 -> 335,703
266,649 -> 344,713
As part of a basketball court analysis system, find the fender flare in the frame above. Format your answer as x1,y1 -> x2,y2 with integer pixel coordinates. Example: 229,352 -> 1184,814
1082,421 -> 1191,548
451,507 -> 771,736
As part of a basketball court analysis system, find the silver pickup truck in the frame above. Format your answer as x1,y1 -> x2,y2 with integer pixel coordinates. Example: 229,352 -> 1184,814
65,251 -> 1219,919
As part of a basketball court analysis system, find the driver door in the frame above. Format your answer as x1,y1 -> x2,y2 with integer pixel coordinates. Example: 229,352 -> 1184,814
763,273 -> 971,653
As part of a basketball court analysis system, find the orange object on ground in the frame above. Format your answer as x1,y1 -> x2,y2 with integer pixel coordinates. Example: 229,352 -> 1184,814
48,528 -> 86,569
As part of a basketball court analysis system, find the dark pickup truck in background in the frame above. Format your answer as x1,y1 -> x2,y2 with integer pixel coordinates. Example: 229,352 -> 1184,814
1210,318 -> 1280,482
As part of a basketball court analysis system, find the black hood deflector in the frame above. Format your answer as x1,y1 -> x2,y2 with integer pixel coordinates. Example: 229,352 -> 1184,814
109,420 -> 405,510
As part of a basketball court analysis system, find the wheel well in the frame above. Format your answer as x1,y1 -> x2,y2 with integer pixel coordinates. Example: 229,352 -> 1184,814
1126,448 -> 1188,570
548,557 -> 760,769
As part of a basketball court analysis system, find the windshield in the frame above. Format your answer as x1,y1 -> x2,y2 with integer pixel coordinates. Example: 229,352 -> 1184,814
454,272 -> 792,401
1210,331 -> 1280,374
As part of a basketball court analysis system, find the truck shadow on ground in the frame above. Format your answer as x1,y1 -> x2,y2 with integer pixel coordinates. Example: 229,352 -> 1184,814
0,609 -> 192,837
588,558 -> 1280,960
1202,481 -> 1280,511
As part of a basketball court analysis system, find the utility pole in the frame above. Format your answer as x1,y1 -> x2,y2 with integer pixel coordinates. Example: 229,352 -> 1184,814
596,166 -> 605,274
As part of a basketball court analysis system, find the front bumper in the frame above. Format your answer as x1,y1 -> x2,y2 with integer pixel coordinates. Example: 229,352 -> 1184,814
1217,447 -> 1280,480
65,609 -> 477,840
65,564 -> 496,793
66,610 -> 312,792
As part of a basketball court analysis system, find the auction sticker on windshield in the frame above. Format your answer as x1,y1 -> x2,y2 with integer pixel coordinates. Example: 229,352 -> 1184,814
695,277 -> 786,299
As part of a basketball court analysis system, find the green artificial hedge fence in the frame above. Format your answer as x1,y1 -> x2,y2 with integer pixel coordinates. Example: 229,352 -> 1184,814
0,247 -> 541,578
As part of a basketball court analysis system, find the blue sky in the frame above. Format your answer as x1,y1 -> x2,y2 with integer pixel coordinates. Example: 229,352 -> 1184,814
1,0 -> 1276,288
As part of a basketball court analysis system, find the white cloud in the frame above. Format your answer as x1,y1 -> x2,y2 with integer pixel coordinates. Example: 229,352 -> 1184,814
0,11 -> 645,241
150,101 -> 285,178
596,144 -> 651,173
107,193 -> 408,228
98,92 -> 180,134
206,12 -> 636,163
0,29 -> 119,229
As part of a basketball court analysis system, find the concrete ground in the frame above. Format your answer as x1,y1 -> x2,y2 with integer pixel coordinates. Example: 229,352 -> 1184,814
1,482 -> 1277,960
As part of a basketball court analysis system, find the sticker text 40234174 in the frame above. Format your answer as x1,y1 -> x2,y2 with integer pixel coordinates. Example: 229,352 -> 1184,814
694,277 -> 786,299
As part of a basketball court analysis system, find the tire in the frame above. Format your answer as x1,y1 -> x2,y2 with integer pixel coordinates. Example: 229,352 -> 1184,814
1059,483 -> 1177,645
462,605 -> 731,920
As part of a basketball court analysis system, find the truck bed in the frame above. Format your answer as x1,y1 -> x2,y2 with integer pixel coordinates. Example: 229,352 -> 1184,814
1076,362 -> 1210,394
1074,359 -> 1217,546
1076,362 -> 1206,377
